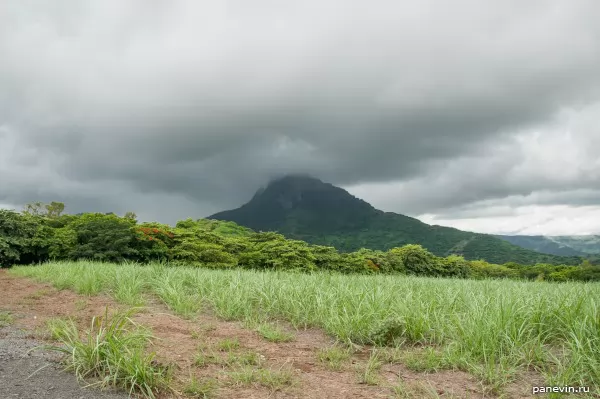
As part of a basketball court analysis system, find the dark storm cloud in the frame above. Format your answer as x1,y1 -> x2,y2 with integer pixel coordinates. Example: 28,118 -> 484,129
1,0 -> 600,225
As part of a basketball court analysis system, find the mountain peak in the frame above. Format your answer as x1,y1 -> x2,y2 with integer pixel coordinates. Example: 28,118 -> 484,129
251,174 -> 374,210
210,174 -> 378,232
252,174 -> 324,198
268,173 -> 323,185
254,175 -> 325,209
209,176 -> 583,265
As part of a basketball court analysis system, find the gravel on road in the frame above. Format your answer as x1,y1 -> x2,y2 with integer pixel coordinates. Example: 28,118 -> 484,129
0,324 -> 129,399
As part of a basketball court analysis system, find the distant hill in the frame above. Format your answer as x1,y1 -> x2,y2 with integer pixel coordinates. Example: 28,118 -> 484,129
496,235 -> 600,256
209,175 -> 583,265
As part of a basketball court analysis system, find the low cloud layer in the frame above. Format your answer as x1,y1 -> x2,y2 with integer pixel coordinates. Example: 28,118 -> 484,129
2,1 -> 600,234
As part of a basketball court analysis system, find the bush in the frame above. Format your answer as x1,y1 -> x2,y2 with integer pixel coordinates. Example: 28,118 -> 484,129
369,318 -> 408,346
468,260 -> 518,279
438,255 -> 470,278
238,239 -> 316,271
389,245 -> 439,276
0,210 -> 40,267
70,214 -> 139,262
339,250 -> 383,273
3,203 -> 599,282
133,223 -> 174,262
310,245 -> 345,271
384,250 -> 406,273
563,265 -> 600,281
45,308 -> 171,398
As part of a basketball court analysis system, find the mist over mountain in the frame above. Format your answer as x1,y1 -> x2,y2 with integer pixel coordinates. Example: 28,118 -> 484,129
210,175 -> 583,265
496,235 -> 600,256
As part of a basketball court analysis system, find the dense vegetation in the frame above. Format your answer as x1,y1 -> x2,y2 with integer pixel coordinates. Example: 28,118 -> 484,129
1,202 -> 599,282
210,175 -> 585,265
12,262 -> 600,394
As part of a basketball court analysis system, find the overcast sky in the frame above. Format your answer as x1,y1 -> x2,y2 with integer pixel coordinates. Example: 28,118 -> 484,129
1,1 -> 600,235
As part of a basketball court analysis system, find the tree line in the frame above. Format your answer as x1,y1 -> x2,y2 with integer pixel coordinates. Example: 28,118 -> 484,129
0,202 -> 598,282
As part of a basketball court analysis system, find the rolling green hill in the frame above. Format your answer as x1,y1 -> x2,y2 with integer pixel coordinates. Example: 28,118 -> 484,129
209,175 -> 583,265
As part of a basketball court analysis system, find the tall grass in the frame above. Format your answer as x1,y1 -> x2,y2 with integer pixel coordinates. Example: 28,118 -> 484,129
44,307 -> 171,398
12,261 -> 600,392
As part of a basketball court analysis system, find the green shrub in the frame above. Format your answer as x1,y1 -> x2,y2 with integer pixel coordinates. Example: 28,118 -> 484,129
2,203 -> 599,282
563,265 -> 600,281
389,245 -> 440,276
0,210 -> 39,267
438,255 -> 471,278
238,239 -> 316,271
469,260 -> 517,279
70,214 -> 139,262
369,318 -> 408,346
310,245 -> 345,271
44,308 -> 171,398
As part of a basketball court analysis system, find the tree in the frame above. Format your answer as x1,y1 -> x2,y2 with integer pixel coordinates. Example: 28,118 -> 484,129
559,264 -> 600,281
310,245 -> 345,271
238,239 -> 316,271
0,210 -> 39,267
45,202 -> 65,218
48,226 -> 77,260
385,249 -> 406,273
468,260 -> 517,279
340,249 -> 382,273
349,248 -> 392,273
438,255 -> 470,278
70,213 -> 138,262
389,244 -> 439,276
22,201 -> 65,218
124,211 -> 137,221
249,231 -> 287,243
22,202 -> 45,216
24,223 -> 54,263
133,223 -> 174,262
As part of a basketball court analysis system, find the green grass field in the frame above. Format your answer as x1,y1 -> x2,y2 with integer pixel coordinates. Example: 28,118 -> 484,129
11,261 -> 600,395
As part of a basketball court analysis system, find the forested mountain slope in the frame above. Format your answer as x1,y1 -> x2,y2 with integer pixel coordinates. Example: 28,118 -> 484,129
210,175 -> 583,265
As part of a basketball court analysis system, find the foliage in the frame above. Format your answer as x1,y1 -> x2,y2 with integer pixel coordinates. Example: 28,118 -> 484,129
0,201 -> 598,281
469,260 -> 518,279
386,245 -> 469,277
69,213 -> 139,262
438,254 -> 471,278
48,226 -> 78,260
310,245 -> 346,271
44,308 -> 170,398
369,318 -> 409,346
23,201 -> 65,218
170,221 -> 236,268
124,211 -> 137,221
0,210 -> 39,267
209,175 -> 584,265
238,237 -> 316,271
133,223 -> 174,262
389,245 -> 438,276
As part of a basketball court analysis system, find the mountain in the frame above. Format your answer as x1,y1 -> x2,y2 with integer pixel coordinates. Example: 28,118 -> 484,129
548,236 -> 600,254
209,175 -> 583,265
496,235 -> 600,256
